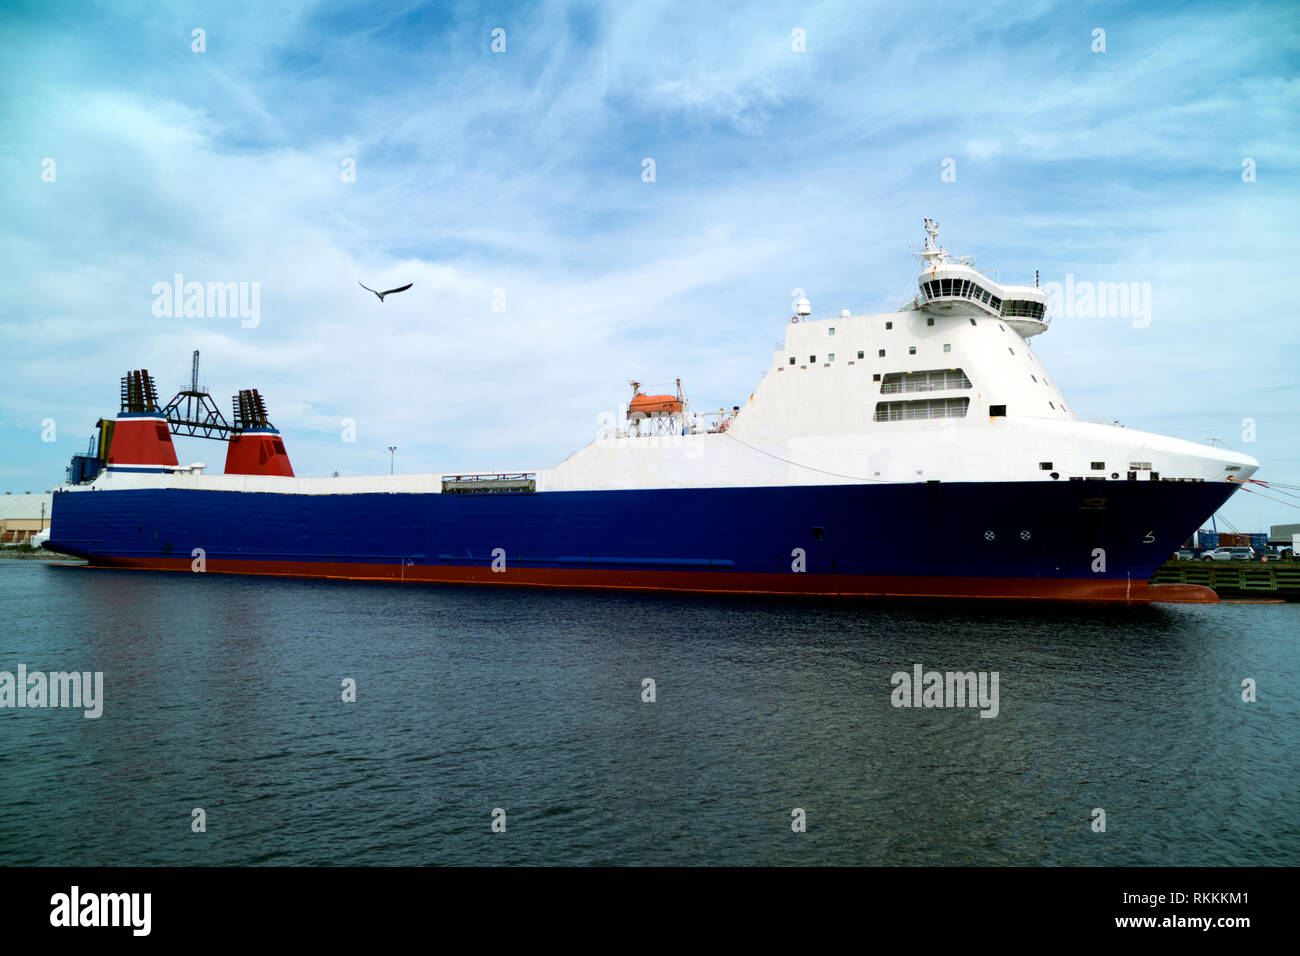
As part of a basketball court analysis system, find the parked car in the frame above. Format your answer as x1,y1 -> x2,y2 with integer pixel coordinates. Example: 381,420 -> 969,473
1174,549 -> 1194,561
1201,547 -> 1255,561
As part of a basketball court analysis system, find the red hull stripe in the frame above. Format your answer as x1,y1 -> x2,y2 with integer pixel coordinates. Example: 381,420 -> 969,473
82,556 -> 1219,603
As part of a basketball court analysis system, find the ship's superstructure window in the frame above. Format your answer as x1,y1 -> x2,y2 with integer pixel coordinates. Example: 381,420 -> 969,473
927,318 -> 934,326
990,404 -> 1007,417
908,346 -> 916,355
886,321 -> 893,330
828,353 -> 835,362
1001,300 -> 1046,320
1008,348 -> 1015,355
922,279 -> 1001,313
1091,461 -> 1105,470
880,369 -> 973,394
1129,461 -> 1152,470
809,356 -> 816,363
943,344 -> 951,352
857,350 -> 864,359
789,357 -> 795,365
969,318 -> 977,326
878,349 -> 885,357
872,373 -> 881,381
1039,461 -> 1053,470
873,397 -> 970,422
1031,374 -> 1038,382
829,328 -> 836,336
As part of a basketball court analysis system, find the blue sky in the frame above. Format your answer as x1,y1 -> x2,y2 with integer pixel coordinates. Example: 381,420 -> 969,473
1,0 -> 1297,531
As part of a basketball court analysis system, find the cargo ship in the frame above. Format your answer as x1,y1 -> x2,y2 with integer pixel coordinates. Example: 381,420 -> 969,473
48,222 -> 1259,601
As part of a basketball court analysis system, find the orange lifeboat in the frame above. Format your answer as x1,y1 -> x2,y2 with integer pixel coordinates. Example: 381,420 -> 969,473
628,392 -> 683,419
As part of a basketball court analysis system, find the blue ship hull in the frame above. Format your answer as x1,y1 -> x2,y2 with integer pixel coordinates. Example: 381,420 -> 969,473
47,480 -> 1234,601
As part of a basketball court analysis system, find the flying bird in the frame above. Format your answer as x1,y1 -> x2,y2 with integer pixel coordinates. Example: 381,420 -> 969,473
358,280 -> 413,302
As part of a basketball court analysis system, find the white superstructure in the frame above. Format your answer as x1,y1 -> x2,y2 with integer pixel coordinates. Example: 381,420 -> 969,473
64,222 -> 1258,498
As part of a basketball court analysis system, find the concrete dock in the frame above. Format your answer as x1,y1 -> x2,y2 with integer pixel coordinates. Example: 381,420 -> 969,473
1152,559 -> 1300,599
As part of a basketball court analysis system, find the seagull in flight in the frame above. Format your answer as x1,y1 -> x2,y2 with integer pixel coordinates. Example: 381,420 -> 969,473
358,280 -> 413,302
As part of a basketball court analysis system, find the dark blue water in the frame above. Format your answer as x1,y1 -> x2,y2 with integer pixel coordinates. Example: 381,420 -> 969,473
1,559 -> 1296,865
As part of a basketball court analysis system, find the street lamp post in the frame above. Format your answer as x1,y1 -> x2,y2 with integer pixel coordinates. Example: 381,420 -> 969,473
388,446 -> 397,475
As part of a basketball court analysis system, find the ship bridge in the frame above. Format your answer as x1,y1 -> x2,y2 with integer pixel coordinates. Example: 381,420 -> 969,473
915,219 -> 1048,336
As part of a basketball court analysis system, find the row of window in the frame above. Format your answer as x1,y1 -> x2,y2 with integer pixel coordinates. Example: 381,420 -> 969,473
1002,299 -> 1046,319
790,344 -> 955,366
880,369 -> 972,394
922,278 -> 1001,312
873,397 -> 971,422
921,279 -> 1046,321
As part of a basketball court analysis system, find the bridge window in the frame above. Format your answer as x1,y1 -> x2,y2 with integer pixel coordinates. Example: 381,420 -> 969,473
1001,300 -> 1046,320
